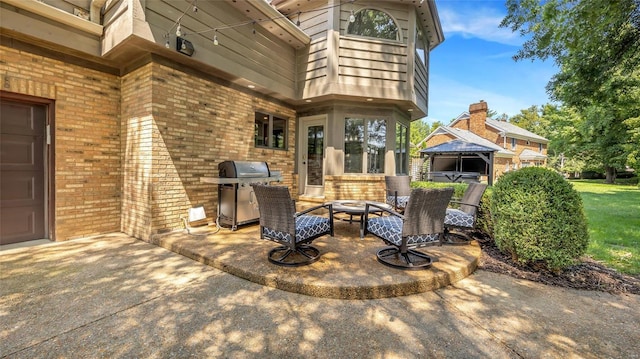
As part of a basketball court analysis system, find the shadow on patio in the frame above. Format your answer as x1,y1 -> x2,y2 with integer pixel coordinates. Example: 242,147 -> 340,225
150,218 -> 481,300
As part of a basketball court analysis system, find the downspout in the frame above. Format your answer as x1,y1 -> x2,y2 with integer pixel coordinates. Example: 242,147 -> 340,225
90,0 -> 107,24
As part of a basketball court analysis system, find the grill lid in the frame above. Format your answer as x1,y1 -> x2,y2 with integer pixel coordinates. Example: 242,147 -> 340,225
218,161 -> 271,178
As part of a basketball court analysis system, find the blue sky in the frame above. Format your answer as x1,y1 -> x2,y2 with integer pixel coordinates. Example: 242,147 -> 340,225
425,0 -> 558,125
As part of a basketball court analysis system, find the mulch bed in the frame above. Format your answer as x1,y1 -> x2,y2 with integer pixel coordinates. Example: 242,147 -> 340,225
470,232 -> 640,295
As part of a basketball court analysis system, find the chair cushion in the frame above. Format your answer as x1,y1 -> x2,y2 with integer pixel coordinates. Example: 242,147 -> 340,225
367,216 -> 440,246
386,195 -> 410,209
445,208 -> 475,228
263,215 -> 331,244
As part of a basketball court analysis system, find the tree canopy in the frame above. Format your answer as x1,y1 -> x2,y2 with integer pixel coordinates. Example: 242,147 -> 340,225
501,0 -> 640,182
410,119 -> 442,157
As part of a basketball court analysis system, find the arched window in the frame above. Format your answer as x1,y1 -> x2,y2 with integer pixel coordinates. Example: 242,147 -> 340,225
347,9 -> 399,41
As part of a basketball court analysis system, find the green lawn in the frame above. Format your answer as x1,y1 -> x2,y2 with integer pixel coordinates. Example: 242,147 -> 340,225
570,180 -> 640,275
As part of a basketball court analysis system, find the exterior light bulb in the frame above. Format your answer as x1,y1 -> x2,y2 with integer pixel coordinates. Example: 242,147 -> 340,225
213,34 -> 219,46
176,24 -> 182,37
165,39 -> 170,48
349,10 -> 355,23
181,42 -> 187,50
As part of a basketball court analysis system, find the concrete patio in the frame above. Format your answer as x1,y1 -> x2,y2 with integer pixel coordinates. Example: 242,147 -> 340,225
2,231 -> 639,358
150,219 -> 480,299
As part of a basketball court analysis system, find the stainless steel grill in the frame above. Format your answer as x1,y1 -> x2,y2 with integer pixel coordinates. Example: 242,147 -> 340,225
203,161 -> 281,230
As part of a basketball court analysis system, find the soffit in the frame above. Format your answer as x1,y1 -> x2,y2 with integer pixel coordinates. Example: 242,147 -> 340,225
222,0 -> 310,49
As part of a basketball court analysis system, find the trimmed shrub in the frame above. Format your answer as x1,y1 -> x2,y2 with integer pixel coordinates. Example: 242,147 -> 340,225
411,180 -> 467,199
475,186 -> 493,237
490,167 -> 589,272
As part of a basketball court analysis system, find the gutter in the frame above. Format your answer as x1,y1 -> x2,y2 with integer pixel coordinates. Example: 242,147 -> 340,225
425,0 -> 444,49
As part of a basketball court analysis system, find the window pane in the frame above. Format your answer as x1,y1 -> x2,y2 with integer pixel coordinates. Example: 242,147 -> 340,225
344,118 -> 364,173
347,9 -> 399,41
255,112 -> 268,147
416,26 -> 427,65
395,123 -> 408,174
272,117 -> 286,149
401,125 -> 408,174
307,125 -> 324,186
254,112 -> 287,149
367,119 -> 386,173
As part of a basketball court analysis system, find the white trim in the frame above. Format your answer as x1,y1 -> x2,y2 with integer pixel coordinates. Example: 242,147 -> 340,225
298,115 -> 327,196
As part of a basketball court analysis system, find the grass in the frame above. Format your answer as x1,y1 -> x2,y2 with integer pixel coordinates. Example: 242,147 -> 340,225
570,180 -> 640,275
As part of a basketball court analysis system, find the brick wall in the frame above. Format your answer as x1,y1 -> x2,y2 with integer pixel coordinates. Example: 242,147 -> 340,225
0,46 -> 121,241
324,175 -> 386,202
127,63 -> 297,238
121,64 -> 154,239
1,45 -> 298,241
468,101 -> 488,139
425,133 -> 456,147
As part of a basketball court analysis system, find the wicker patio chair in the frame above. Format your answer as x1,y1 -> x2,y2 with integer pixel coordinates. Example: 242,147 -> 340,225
251,184 -> 334,266
364,187 -> 454,270
443,183 -> 488,245
385,175 -> 411,213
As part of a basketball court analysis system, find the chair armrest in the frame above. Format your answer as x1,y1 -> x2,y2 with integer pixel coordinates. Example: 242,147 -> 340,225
365,203 -> 405,220
296,203 -> 333,217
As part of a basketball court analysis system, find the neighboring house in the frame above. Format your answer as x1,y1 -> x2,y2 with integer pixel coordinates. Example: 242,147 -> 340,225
0,0 -> 444,243
421,101 -> 548,184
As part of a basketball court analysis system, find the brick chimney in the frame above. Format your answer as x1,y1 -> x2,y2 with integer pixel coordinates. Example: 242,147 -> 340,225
468,101 -> 488,138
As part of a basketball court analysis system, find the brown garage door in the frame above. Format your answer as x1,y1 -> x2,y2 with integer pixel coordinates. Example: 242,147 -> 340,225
0,100 -> 46,244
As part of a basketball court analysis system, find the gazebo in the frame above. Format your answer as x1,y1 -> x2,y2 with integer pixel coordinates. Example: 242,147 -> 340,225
420,140 -> 497,185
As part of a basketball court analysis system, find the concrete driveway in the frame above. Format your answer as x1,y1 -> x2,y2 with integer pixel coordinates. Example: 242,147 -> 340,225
1,234 -> 638,358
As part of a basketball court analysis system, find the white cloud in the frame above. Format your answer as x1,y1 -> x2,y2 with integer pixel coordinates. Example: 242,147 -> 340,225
437,3 -> 522,46
425,74 -> 540,125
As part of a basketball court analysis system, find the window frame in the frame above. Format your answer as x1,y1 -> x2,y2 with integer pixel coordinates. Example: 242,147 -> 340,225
254,111 -> 288,150
510,137 -> 517,150
395,122 -> 409,175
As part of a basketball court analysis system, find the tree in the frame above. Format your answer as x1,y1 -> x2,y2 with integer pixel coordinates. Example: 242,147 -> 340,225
487,109 -> 509,121
409,119 -> 442,157
539,104 -> 583,168
510,105 -> 550,137
501,0 -> 640,182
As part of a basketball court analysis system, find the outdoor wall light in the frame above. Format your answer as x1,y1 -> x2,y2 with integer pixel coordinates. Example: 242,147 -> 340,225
177,37 -> 194,56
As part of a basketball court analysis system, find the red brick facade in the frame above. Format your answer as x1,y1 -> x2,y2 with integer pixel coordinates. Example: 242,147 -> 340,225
426,101 -> 547,181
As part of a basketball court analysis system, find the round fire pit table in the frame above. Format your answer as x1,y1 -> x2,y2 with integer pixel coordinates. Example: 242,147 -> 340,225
331,200 -> 393,239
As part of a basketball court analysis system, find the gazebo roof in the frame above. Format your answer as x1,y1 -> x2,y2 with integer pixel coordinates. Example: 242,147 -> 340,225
420,140 -> 497,154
